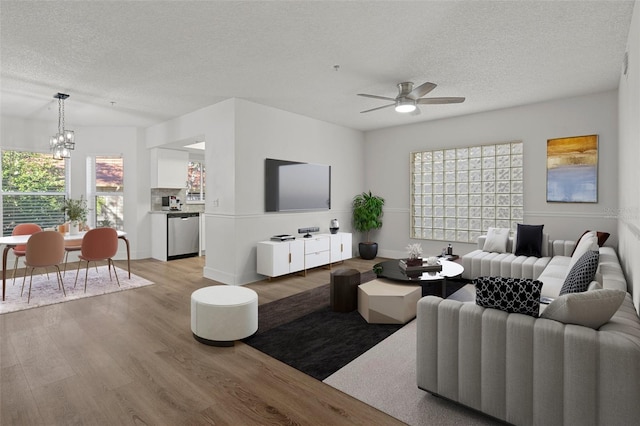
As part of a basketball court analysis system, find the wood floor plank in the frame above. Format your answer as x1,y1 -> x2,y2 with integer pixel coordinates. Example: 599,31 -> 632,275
9,327 -> 76,390
1,255 -> 404,425
0,365 -> 45,425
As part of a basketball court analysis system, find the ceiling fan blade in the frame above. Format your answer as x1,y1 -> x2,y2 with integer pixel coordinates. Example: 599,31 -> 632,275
357,93 -> 396,101
417,97 -> 466,104
360,104 -> 395,113
409,82 -> 437,98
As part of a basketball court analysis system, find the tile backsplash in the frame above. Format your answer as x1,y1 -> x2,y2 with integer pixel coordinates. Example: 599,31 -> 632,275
150,188 -> 204,212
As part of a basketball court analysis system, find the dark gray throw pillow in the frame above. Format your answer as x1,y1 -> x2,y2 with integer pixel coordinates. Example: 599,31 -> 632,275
475,276 -> 543,317
559,250 -> 599,295
514,223 -> 544,257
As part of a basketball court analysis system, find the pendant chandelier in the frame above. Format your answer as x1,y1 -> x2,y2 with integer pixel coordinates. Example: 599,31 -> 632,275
50,92 -> 75,159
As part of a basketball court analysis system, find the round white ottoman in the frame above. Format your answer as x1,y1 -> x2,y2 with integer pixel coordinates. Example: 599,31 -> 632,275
191,286 -> 258,346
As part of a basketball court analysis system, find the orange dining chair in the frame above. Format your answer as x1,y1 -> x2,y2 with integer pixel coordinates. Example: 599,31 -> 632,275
21,231 -> 66,303
63,224 -> 93,276
62,240 -> 82,276
11,223 -> 43,285
74,227 -> 120,292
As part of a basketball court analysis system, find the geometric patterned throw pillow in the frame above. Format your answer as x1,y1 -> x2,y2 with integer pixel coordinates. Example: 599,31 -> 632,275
475,276 -> 544,317
559,250 -> 599,296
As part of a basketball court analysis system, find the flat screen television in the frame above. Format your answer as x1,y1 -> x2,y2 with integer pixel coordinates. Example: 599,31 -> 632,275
265,158 -> 331,212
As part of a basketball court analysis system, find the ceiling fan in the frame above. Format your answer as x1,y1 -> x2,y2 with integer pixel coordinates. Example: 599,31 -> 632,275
358,81 -> 465,114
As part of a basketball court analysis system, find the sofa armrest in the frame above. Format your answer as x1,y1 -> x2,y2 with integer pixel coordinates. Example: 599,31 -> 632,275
476,235 -> 487,250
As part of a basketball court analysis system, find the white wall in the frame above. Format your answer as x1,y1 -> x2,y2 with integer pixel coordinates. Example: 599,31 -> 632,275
364,91 -> 619,260
145,98 -> 365,285
0,116 -> 147,262
618,0 -> 640,312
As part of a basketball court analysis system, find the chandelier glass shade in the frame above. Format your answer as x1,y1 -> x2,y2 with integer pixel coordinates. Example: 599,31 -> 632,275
50,93 -> 75,160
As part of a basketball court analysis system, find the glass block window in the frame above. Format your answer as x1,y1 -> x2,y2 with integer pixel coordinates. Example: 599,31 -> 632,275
411,141 -> 523,243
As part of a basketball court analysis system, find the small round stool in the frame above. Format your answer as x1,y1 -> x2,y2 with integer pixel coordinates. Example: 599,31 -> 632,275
191,286 -> 258,347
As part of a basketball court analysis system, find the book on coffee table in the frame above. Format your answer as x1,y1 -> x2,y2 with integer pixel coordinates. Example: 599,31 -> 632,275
398,259 -> 442,273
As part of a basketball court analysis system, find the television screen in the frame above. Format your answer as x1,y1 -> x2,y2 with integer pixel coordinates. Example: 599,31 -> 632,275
265,158 -> 331,212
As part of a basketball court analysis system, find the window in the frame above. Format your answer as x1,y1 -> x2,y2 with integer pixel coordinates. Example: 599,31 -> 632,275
410,141 -> 524,243
1,150 -> 67,236
91,156 -> 124,230
186,160 -> 205,202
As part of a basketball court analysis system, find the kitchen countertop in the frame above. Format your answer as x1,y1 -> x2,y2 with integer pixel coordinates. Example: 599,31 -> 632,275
149,210 -> 201,215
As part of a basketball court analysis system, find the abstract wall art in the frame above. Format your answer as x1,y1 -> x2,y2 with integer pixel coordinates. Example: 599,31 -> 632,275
546,134 -> 598,203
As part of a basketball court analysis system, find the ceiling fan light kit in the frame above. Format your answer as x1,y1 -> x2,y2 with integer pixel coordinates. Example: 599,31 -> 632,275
359,81 -> 465,115
395,98 -> 416,113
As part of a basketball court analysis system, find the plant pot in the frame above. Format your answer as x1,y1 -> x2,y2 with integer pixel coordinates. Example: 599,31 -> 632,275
69,221 -> 80,235
359,242 -> 378,260
406,257 -> 422,267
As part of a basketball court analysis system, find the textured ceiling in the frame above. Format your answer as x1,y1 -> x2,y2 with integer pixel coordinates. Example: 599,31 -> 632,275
0,1 -> 635,133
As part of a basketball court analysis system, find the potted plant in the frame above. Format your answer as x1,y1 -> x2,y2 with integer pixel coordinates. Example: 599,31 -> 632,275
352,191 -> 384,260
61,196 -> 88,234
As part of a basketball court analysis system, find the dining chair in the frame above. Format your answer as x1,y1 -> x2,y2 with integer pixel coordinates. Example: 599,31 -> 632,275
21,231 -> 66,303
74,227 -> 120,292
62,225 -> 93,276
62,240 -> 82,276
11,223 -> 43,285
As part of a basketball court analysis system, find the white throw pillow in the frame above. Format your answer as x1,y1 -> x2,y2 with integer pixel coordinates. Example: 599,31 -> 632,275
483,227 -> 510,253
541,289 -> 626,329
568,231 -> 598,269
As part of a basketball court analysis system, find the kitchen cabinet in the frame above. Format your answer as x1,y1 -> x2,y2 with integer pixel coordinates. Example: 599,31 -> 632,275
151,211 -> 200,261
199,213 -> 206,255
329,232 -> 352,263
151,213 -> 168,261
150,148 -> 188,188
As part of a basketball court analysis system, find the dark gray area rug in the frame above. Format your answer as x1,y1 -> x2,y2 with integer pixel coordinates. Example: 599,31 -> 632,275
243,274 -> 467,381
244,306 -> 402,380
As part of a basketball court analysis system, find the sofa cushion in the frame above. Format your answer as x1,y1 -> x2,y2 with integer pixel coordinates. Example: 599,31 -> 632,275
560,250 -> 599,295
475,276 -> 543,317
541,289 -> 626,329
569,231 -> 598,269
536,255 -> 571,297
483,227 -> 510,253
571,230 -> 610,255
514,224 -> 544,257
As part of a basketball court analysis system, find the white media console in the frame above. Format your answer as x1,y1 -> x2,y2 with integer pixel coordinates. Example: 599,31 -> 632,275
256,232 -> 352,278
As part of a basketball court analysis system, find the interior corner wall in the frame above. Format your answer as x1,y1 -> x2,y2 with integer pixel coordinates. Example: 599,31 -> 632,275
219,99 -> 365,285
148,98 -> 365,285
618,0 -> 640,313
363,90 -> 619,260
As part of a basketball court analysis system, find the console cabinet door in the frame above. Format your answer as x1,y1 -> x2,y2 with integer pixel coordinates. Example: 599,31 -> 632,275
257,240 -> 304,277
330,233 -> 353,262
288,240 -> 305,273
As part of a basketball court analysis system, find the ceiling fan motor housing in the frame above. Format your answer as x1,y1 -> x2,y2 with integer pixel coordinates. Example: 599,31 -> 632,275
397,82 -> 414,97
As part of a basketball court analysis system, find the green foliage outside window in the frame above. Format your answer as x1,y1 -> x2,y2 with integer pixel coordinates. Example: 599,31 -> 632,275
2,151 -> 66,235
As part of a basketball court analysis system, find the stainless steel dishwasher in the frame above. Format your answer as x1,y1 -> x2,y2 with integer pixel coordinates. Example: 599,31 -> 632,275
167,212 -> 200,260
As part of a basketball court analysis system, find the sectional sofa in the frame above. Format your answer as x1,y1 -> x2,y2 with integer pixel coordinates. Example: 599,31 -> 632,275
416,231 -> 640,425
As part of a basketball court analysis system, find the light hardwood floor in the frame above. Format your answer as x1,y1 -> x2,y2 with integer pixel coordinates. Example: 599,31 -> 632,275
1,256 -> 405,425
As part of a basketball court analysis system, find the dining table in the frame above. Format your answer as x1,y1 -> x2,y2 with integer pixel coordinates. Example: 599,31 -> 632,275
0,230 -> 130,301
